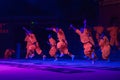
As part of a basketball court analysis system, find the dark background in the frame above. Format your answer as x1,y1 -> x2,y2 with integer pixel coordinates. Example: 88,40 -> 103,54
0,0 -> 119,60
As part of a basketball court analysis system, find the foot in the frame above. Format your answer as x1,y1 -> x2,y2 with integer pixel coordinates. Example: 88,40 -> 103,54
29,54 -> 35,59
43,55 -> 46,61
59,53 -> 64,57
84,56 -> 88,59
54,58 -> 58,62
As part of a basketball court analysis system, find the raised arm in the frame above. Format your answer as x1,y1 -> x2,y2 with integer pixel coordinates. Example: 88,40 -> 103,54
22,27 -> 30,34
69,24 -> 77,31
69,24 -> 81,36
46,27 -> 59,33
83,19 -> 87,28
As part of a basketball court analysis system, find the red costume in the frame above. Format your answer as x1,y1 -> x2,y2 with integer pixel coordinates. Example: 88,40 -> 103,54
75,28 -> 96,59
25,33 -> 42,59
52,28 -> 71,55
107,26 -> 119,47
49,37 -> 57,57
4,49 -> 15,59
94,26 -> 104,41
98,35 -> 111,60
47,27 -> 75,60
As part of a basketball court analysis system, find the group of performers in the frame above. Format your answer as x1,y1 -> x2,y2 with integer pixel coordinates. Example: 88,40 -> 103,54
23,26 -> 75,61
4,19 -> 120,64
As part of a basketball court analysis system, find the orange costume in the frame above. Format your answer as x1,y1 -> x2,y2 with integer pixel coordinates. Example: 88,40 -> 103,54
94,26 -> 104,41
25,33 -> 42,59
47,27 -> 74,60
4,49 -> 15,59
52,28 -> 70,55
75,28 -> 95,59
98,35 -> 111,60
107,26 -> 119,47
48,37 -> 58,60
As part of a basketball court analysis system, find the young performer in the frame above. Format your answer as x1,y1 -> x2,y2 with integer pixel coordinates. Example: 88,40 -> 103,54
98,34 -> 111,61
48,34 -> 58,61
107,26 -> 119,48
94,26 -> 104,42
46,26 -> 75,61
70,19 -> 96,64
4,48 -> 15,59
23,27 -> 46,60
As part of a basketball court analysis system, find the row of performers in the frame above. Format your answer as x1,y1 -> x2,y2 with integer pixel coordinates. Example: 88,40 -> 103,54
4,19 -> 120,64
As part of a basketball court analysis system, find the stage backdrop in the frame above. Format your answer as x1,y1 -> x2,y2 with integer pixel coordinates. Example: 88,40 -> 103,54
0,0 -> 99,59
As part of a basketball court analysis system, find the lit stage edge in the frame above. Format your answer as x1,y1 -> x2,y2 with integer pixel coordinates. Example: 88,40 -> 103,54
0,59 -> 120,80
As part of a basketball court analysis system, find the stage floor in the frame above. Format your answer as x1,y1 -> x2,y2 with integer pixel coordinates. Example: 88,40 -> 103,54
0,59 -> 120,80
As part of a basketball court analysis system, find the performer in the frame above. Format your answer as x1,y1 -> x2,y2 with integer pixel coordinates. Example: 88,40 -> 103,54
23,27 -> 46,60
94,26 -> 104,42
98,34 -> 111,61
107,26 -> 119,48
46,26 -> 75,61
4,48 -> 15,59
70,19 -> 96,64
118,28 -> 120,50
48,34 -> 58,61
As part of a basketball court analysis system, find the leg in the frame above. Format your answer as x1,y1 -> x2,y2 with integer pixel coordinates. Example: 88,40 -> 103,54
29,50 -> 35,59
40,53 -> 46,60
49,47 -> 58,61
53,55 -> 58,61
91,51 -> 95,64
67,52 -> 75,61
26,49 -> 30,59
110,37 -> 114,46
59,52 -> 64,57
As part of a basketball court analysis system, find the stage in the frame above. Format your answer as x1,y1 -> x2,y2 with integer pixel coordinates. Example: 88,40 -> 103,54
0,59 -> 120,80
